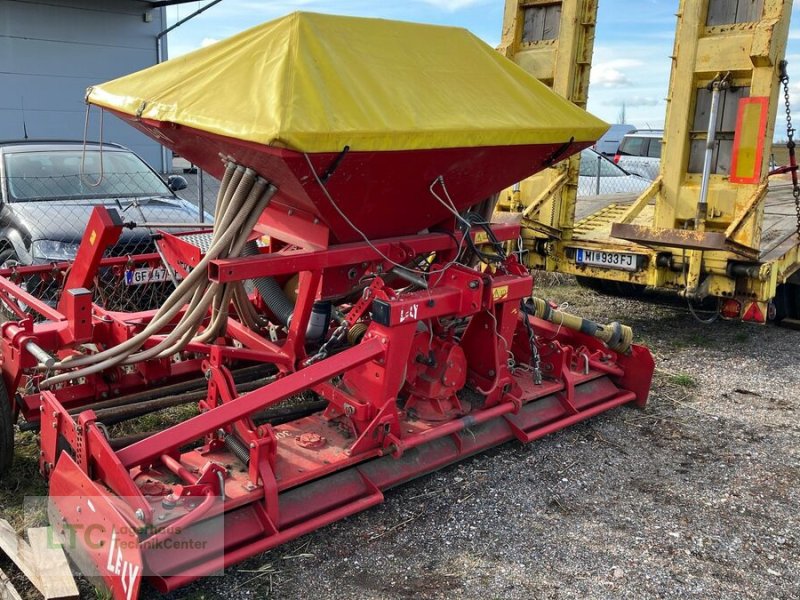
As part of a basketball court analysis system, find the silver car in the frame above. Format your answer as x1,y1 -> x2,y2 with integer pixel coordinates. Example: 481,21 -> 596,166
614,130 -> 663,181
578,148 -> 650,196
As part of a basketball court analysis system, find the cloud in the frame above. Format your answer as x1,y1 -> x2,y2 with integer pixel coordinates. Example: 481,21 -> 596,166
201,37 -> 219,47
417,0 -> 485,11
602,95 -> 661,107
590,59 -> 644,88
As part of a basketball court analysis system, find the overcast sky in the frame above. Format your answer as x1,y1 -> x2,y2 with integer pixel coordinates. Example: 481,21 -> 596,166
165,0 -> 800,132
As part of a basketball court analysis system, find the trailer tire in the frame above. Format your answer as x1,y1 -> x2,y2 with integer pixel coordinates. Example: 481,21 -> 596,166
0,378 -> 14,477
774,283 -> 800,323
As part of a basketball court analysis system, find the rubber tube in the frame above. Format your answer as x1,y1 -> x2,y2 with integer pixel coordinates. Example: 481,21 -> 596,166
241,241 -> 295,327
49,168 -> 254,370
41,171 -> 273,387
126,182 -> 275,361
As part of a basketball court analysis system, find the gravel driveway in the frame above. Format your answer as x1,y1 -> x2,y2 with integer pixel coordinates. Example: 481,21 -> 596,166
159,279 -> 799,600
1,278 -> 796,599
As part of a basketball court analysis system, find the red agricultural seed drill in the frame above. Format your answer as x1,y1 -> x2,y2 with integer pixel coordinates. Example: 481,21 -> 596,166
0,13 -> 654,599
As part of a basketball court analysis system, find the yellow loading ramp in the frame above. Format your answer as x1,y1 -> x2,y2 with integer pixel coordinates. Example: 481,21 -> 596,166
495,0 -> 599,241
509,0 -> 798,323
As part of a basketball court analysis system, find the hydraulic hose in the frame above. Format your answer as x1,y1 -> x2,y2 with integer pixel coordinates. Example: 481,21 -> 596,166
40,163 -> 277,388
241,241 -> 295,326
523,296 -> 634,354
51,167 -> 258,368
122,181 -> 276,362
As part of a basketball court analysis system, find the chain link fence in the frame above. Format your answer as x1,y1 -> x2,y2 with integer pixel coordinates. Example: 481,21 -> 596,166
170,155 -> 222,218
577,152 -> 656,198
0,151 -> 212,320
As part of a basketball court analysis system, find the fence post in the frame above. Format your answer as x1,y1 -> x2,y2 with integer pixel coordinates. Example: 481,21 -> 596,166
595,153 -> 602,195
198,168 -> 206,222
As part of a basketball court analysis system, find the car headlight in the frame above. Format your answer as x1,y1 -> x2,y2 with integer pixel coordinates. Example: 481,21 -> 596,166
30,240 -> 80,263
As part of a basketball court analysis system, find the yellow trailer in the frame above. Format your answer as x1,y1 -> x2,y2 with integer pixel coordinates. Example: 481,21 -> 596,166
499,0 -> 800,324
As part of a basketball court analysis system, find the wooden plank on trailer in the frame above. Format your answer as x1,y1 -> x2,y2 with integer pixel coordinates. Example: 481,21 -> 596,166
0,520 -> 41,593
27,527 -> 78,600
0,567 -> 23,600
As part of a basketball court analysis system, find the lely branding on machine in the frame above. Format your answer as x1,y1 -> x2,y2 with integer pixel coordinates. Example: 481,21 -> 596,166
575,248 -> 640,272
106,529 -> 141,600
399,303 -> 419,323
39,495 -> 217,599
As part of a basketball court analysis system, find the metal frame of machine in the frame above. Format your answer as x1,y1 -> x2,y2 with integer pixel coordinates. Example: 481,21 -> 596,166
0,11 -> 658,599
499,0 -> 799,324
0,191 -> 652,598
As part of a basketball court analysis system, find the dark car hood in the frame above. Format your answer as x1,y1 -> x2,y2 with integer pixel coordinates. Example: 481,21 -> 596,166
5,197 -> 200,247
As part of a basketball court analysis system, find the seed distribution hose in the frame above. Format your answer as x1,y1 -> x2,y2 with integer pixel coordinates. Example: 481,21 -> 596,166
40,160 -> 277,389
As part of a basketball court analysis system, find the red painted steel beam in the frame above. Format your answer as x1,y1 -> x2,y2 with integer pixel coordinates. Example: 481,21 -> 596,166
0,253 -> 161,278
57,207 -> 123,313
0,277 -> 65,322
209,224 -> 520,282
116,338 -> 385,468
152,387 -> 639,593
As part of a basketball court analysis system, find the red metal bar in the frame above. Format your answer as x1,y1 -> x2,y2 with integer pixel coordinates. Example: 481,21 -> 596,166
209,224 -> 520,282
393,398 -> 519,454
160,454 -> 196,484
0,276 -> 65,321
62,288 -> 93,343
57,206 -> 123,313
509,391 -> 636,443
225,319 -> 292,366
0,253 -> 161,278
116,338 -> 385,468
156,488 -> 383,592
0,289 -> 28,320
149,386 -> 640,593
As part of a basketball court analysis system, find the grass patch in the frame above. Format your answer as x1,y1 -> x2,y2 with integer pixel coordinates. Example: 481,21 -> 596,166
0,429 -> 49,530
668,373 -> 698,388
94,586 -> 114,600
685,331 -> 716,348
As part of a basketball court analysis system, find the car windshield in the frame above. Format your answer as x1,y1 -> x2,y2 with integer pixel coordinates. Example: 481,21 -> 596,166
3,149 -> 172,201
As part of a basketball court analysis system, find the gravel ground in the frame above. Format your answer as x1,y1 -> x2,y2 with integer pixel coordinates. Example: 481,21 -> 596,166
2,278 -> 798,599
164,279 -> 799,600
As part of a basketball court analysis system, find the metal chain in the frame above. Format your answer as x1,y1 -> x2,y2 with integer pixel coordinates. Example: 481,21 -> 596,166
302,322 -> 348,367
779,60 -> 800,237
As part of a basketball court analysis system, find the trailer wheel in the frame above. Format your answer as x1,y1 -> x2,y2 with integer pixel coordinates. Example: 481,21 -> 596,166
0,378 -> 14,476
774,283 -> 800,323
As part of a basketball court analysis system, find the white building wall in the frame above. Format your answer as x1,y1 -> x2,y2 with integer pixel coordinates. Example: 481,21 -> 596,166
0,0 -> 166,168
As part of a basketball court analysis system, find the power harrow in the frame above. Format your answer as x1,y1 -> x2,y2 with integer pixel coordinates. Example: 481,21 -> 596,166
0,13 -> 654,599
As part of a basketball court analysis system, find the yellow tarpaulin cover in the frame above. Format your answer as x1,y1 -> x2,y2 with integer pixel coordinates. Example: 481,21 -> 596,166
88,12 -> 608,153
